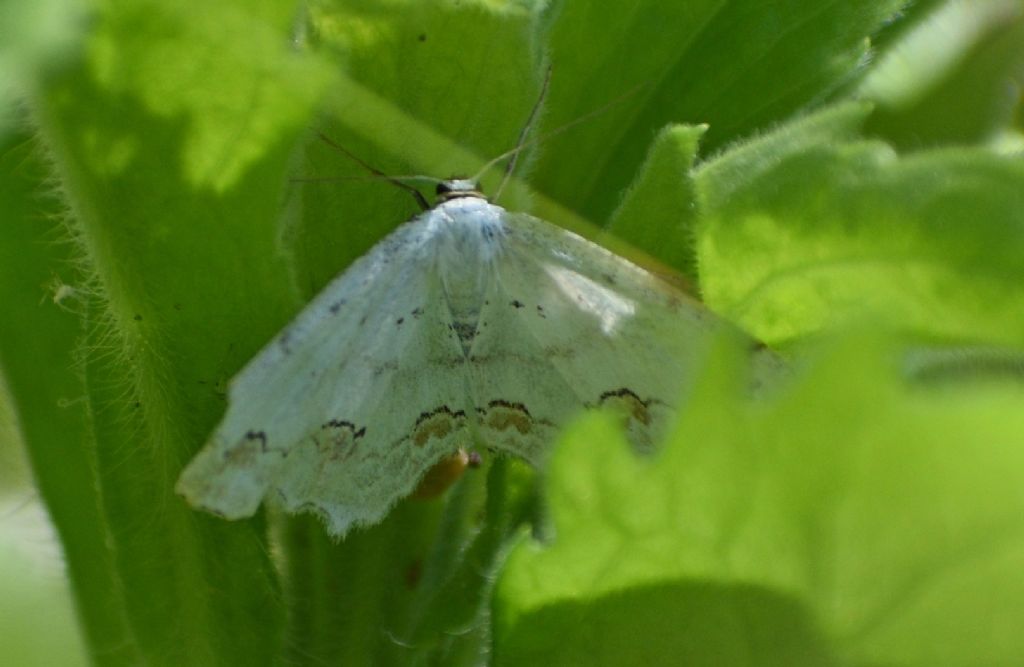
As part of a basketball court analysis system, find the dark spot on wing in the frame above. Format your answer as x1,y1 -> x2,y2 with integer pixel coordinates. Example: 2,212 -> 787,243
323,419 -> 366,439
396,317 -> 404,325
412,406 -> 467,447
536,304 -> 546,318
329,299 -> 346,315
412,307 -> 423,318
234,430 -> 275,458
599,388 -> 625,398
417,33 -> 427,42
414,406 -> 467,426
372,360 -> 399,376
133,314 -> 142,321
451,321 -> 476,345
479,399 -> 536,434
487,399 -> 531,414
511,299 -> 524,309
245,430 -> 267,447
596,388 -> 661,426
314,420 -> 366,461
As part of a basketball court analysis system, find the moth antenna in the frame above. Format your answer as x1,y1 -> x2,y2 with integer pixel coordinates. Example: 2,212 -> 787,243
493,65 -> 552,202
314,131 -> 431,211
475,79 -> 652,198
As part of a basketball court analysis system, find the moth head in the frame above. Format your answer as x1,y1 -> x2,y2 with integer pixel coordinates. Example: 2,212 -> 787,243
436,178 -> 484,202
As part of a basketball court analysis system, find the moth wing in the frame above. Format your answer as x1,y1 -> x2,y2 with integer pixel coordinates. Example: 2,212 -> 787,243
469,211 -> 722,459
177,217 -> 472,536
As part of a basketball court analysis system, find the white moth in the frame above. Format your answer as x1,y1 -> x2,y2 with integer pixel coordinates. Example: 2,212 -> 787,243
176,69 -> 733,535
176,176 -> 722,536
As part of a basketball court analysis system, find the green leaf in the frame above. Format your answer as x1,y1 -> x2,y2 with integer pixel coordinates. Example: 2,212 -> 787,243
0,132 -> 134,664
0,0 -> 85,134
531,0 -> 907,224
394,459 -> 539,665
694,103 -> 1024,346
19,0 -> 334,662
86,1 -> 333,191
493,333 -> 1024,666
607,123 -> 705,286
861,1 -> 1024,147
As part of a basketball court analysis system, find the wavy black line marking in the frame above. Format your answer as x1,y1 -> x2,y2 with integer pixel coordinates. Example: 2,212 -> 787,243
414,405 -> 467,427
477,399 -> 556,431
411,405 -> 468,447
322,419 -> 367,440
597,387 -> 649,405
594,387 -> 668,426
